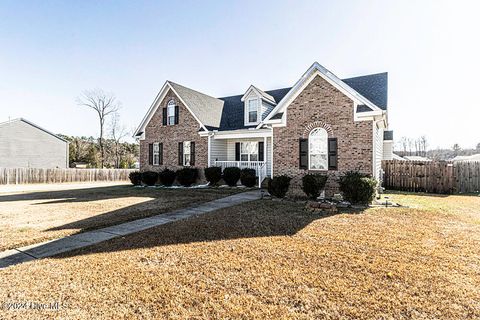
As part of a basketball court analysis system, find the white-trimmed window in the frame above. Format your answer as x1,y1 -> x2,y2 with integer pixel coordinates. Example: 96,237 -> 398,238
247,98 -> 259,123
167,100 -> 176,125
309,128 -> 328,170
153,143 -> 160,165
183,141 -> 191,166
240,141 -> 258,161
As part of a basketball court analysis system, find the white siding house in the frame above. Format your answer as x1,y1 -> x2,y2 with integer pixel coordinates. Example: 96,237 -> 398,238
0,118 -> 69,168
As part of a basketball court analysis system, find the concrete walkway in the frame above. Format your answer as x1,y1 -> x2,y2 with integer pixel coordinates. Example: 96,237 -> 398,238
0,190 -> 261,269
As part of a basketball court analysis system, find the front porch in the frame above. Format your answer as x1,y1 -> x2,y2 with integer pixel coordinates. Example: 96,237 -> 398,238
206,129 -> 273,186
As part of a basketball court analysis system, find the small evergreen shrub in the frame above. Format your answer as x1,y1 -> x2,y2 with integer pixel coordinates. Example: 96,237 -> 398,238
159,168 -> 176,186
338,171 -> 377,205
128,171 -> 142,186
302,174 -> 328,199
176,168 -> 198,187
141,171 -> 158,186
204,166 -> 222,186
240,168 -> 256,187
268,175 -> 291,198
223,167 -> 241,186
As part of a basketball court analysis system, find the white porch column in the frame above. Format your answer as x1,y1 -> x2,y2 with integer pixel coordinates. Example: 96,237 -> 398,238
207,134 -> 211,167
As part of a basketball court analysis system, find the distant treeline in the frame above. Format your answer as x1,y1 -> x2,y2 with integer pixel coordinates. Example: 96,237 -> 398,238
58,135 -> 139,169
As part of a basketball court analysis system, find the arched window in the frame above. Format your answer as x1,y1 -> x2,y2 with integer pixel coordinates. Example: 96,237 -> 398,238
167,100 -> 176,125
309,128 -> 328,170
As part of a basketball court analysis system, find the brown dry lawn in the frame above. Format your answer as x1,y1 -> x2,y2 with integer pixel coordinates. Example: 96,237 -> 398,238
1,192 -> 480,319
0,184 -> 240,251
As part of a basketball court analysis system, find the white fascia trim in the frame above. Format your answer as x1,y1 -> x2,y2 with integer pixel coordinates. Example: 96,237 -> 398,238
211,128 -> 272,140
241,85 -> 276,105
133,81 -> 208,138
258,62 -> 383,129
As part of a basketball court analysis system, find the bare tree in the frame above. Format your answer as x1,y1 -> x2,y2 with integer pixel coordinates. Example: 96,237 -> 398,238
77,89 -> 120,168
419,136 -> 428,157
476,142 -> 480,151
109,112 -> 129,168
452,143 -> 461,156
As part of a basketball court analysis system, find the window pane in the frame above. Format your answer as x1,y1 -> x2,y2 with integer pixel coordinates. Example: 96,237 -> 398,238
184,154 -> 190,166
310,154 -> 327,170
249,111 -> 257,123
240,154 -> 248,161
250,154 -> 258,161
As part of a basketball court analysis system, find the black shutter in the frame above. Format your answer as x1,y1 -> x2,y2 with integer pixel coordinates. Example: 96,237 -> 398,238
174,105 -> 179,124
162,108 -> 167,125
258,141 -> 264,162
235,142 -> 240,161
159,143 -> 163,165
299,138 -> 308,169
148,143 -> 153,165
328,138 -> 338,170
178,142 -> 183,166
190,142 -> 195,166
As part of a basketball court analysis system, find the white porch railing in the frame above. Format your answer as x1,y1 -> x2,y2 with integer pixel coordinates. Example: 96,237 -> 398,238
214,161 -> 267,188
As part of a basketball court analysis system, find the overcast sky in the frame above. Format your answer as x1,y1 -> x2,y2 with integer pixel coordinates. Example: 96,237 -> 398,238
1,0 -> 479,149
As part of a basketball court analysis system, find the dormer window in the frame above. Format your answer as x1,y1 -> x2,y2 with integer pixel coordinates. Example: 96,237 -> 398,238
247,98 -> 259,123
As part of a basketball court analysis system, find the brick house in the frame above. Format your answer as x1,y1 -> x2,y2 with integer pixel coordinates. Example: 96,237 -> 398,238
134,62 -> 393,194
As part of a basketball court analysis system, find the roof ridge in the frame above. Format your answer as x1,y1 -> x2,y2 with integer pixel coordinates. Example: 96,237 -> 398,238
168,81 -> 223,102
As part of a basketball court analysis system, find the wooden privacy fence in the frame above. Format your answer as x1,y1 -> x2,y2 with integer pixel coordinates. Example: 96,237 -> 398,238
382,160 -> 480,194
0,168 -> 135,185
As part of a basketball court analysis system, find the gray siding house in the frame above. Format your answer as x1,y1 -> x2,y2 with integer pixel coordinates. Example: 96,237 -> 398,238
0,118 -> 68,168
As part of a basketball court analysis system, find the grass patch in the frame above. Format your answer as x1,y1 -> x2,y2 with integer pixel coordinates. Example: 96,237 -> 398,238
0,184 -> 241,251
1,192 -> 479,318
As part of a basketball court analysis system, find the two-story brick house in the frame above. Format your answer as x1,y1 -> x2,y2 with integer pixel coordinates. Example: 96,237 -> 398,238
134,62 -> 393,194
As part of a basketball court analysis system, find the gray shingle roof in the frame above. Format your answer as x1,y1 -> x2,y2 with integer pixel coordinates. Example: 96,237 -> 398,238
343,72 -> 388,110
216,73 -> 387,130
170,73 -> 387,131
168,81 -> 224,129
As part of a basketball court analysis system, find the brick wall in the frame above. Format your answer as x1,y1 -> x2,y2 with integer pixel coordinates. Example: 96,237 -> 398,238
272,75 -> 373,196
140,89 -> 208,175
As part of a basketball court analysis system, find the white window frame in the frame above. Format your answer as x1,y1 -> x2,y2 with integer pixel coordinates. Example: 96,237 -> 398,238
309,128 -> 328,170
183,141 -> 191,166
167,100 -> 176,125
240,141 -> 258,162
153,142 -> 160,166
246,98 -> 259,125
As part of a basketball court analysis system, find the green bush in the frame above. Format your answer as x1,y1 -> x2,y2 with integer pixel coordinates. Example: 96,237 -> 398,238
159,168 -> 176,186
128,171 -> 142,186
141,171 -> 159,186
176,168 -> 198,187
204,166 -> 222,186
223,167 -> 241,186
240,168 -> 256,187
338,171 -> 377,205
302,174 -> 328,199
268,175 -> 291,198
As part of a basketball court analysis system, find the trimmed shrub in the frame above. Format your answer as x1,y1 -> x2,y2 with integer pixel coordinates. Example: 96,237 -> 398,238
240,168 -> 256,188
176,168 -> 198,187
302,174 -> 328,199
338,171 -> 377,205
204,166 -> 222,186
159,168 -> 176,186
129,171 -> 142,186
223,167 -> 241,187
268,175 -> 291,198
141,171 -> 158,186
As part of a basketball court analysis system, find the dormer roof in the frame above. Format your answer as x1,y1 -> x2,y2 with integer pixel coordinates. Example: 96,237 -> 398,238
240,85 -> 277,105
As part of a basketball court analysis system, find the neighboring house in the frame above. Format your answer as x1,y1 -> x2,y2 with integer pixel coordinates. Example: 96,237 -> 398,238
0,118 -> 68,168
391,153 -> 406,161
453,154 -> 480,162
134,62 -> 391,194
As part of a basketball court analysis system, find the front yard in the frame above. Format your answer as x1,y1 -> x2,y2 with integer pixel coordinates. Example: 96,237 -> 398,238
1,191 -> 479,318
0,183 -> 240,251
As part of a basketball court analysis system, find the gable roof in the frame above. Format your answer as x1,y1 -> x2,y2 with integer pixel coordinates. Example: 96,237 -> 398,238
241,85 -> 276,105
135,63 -> 388,135
0,118 -> 68,143
168,82 -> 224,129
